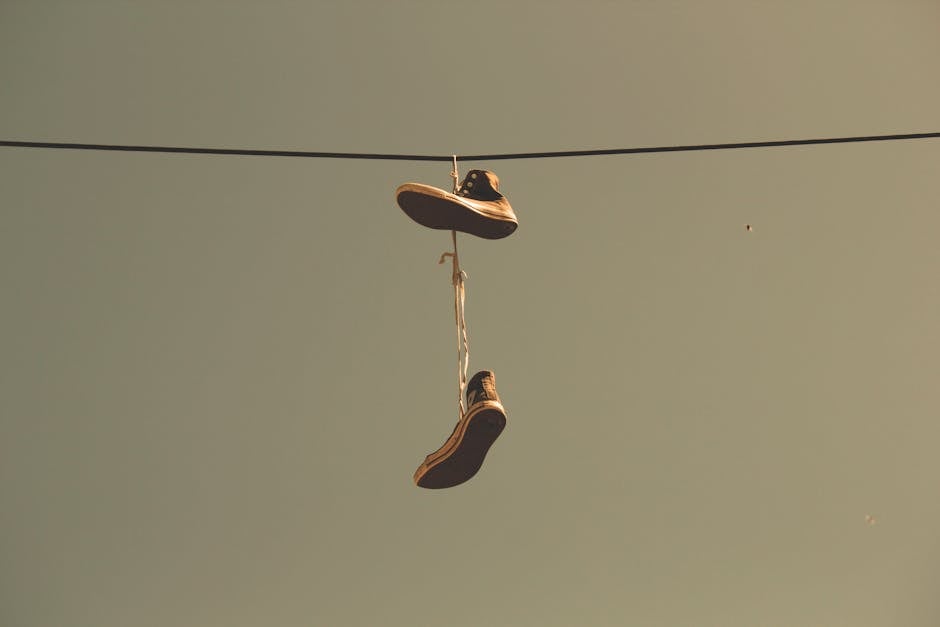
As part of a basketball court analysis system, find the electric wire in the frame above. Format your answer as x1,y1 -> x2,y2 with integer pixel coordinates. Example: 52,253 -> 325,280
1,132 -> 939,162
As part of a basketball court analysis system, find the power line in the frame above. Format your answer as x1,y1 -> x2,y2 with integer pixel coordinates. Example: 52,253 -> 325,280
0,140 -> 443,161
2,132 -> 939,162
464,132 -> 940,160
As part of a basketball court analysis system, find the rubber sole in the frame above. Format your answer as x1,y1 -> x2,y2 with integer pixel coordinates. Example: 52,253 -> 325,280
397,188 -> 517,240
414,401 -> 507,489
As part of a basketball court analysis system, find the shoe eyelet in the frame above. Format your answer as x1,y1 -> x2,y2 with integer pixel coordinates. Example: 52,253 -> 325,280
470,173 -> 477,179
466,181 -> 473,188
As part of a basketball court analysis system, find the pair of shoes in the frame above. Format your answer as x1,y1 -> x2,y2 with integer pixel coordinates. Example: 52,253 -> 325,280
396,170 -> 518,240
414,371 -> 507,489
399,171 -> 513,488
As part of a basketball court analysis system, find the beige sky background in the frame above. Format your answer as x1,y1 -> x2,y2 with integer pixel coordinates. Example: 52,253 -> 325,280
2,2 -> 940,626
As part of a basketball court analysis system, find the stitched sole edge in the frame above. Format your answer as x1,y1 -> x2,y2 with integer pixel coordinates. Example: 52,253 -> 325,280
396,187 -> 517,239
413,400 -> 506,489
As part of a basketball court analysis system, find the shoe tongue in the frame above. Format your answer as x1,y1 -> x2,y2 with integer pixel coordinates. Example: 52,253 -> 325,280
465,370 -> 496,406
457,170 -> 502,201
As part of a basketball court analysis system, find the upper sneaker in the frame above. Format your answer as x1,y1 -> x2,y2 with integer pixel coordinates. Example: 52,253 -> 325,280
396,170 -> 518,240
413,370 -> 507,489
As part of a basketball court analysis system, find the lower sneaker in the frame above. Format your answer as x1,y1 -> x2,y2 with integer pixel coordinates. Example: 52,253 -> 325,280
414,370 -> 507,489
396,170 -> 518,240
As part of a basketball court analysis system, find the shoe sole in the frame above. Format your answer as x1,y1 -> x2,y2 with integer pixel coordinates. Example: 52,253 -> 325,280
413,400 -> 507,489
397,186 -> 517,240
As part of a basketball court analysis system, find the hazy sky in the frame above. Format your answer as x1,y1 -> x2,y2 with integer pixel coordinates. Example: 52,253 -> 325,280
2,2 -> 940,626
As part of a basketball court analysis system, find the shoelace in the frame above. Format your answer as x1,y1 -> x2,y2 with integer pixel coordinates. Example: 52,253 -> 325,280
437,157 -> 470,420
438,230 -> 470,420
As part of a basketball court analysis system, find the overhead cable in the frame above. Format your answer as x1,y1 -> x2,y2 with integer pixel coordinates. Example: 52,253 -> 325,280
2,132 -> 938,162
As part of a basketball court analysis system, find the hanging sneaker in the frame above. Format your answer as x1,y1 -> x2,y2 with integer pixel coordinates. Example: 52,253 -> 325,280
414,370 -> 507,489
396,170 -> 518,239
